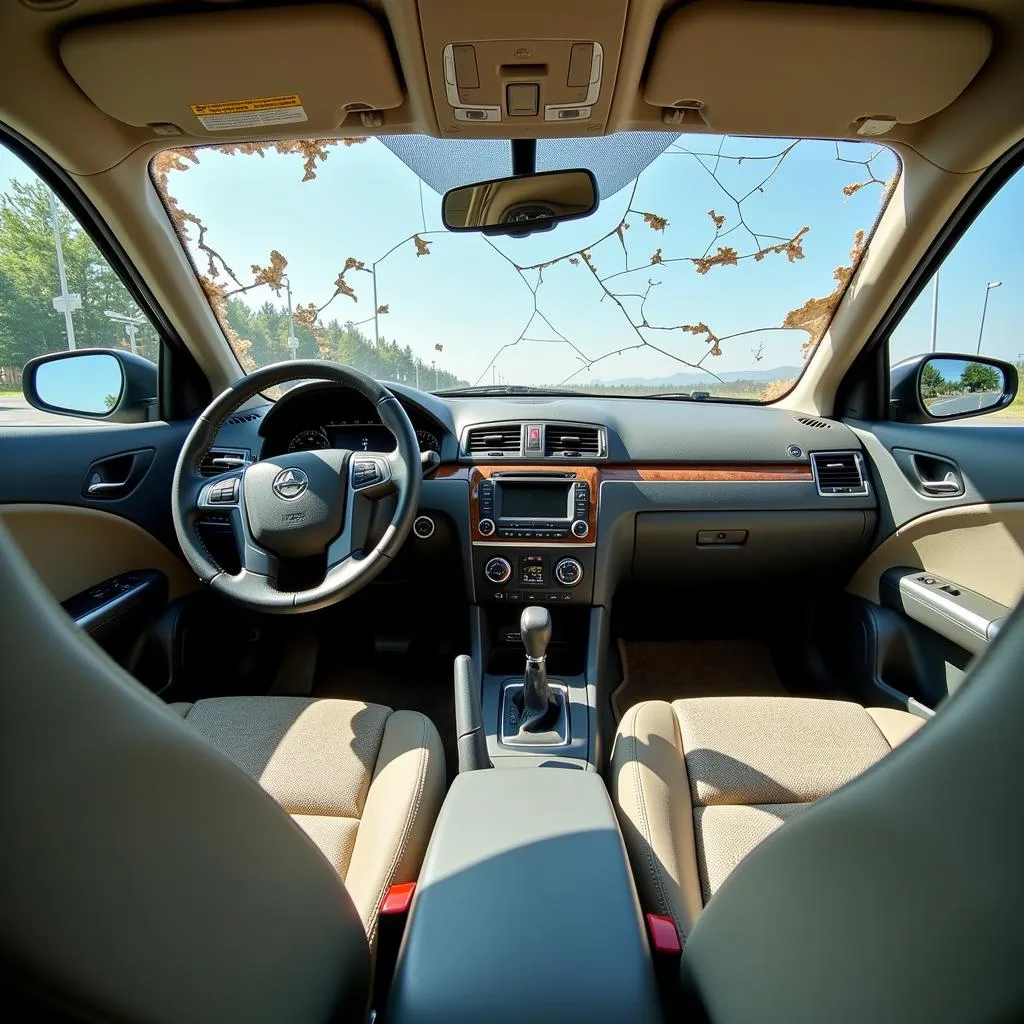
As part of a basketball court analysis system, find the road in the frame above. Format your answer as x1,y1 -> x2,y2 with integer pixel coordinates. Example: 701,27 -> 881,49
0,392 -> 117,427
928,391 -> 1002,416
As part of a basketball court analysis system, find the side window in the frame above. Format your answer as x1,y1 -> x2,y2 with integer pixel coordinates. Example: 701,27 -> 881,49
0,142 -> 160,426
889,163 -> 1023,425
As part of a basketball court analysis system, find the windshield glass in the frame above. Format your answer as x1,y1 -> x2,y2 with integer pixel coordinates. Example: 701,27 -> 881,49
153,134 -> 898,399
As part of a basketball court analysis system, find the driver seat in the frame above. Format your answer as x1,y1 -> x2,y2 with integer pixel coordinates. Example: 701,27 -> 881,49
170,696 -> 444,946
0,519 -> 442,1021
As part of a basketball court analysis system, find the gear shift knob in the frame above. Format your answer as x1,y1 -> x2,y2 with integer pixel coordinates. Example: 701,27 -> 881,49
520,605 -> 551,662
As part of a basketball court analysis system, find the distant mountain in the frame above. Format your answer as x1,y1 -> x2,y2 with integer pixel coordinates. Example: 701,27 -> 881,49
595,366 -> 802,387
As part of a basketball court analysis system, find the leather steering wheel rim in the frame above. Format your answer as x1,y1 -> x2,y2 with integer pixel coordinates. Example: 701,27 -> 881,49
171,360 -> 422,613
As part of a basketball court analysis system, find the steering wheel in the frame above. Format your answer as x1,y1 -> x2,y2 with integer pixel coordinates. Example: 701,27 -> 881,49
172,361 -> 422,613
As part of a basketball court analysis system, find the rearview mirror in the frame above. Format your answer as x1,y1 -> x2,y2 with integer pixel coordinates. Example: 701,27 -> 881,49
23,348 -> 158,423
442,169 -> 598,236
890,352 -> 1018,423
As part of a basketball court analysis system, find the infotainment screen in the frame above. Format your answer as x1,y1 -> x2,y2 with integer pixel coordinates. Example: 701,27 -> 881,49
498,482 -> 570,519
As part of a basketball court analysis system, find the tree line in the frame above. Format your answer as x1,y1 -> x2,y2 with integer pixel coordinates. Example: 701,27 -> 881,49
0,178 -> 466,391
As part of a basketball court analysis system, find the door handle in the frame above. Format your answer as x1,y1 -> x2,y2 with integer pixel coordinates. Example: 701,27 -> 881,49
87,479 -> 130,495
891,448 -> 965,498
82,448 -> 155,501
919,476 -> 962,495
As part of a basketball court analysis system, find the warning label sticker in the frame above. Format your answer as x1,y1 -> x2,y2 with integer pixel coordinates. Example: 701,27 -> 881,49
190,95 -> 308,132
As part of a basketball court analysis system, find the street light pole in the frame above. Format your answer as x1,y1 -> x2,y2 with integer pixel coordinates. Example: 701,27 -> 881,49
47,187 -> 77,350
285,275 -> 297,358
929,270 -> 939,352
976,280 -> 1002,355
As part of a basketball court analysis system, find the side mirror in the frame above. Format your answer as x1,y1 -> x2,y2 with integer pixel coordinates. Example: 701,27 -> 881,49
23,348 -> 158,423
442,168 -> 597,236
890,353 -> 1018,423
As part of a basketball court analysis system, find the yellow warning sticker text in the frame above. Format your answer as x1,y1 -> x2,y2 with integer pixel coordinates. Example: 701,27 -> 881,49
190,95 -> 307,132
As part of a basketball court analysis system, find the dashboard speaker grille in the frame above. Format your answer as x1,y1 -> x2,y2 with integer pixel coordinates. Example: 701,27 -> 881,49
796,416 -> 831,429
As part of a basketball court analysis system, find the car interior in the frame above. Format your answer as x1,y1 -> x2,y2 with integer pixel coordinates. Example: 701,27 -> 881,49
2,0 -> 1024,1021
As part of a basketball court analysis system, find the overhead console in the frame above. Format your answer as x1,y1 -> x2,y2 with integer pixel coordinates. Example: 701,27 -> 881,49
418,0 -> 628,135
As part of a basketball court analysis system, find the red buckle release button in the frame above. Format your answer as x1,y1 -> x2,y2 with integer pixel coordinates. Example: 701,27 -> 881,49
381,882 -> 416,916
645,913 -> 681,956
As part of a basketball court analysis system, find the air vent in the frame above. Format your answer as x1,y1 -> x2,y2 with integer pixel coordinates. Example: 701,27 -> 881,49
226,411 -> 262,426
544,425 -> 603,458
796,416 -> 831,429
810,451 -> 868,496
199,447 -> 250,477
465,425 -> 522,457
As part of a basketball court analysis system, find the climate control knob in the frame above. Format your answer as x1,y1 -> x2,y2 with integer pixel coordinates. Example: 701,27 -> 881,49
478,518 -> 496,537
554,558 -> 584,587
484,556 -> 512,585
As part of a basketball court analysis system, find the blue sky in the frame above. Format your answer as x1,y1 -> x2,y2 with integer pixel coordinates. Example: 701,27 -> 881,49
2,134 -> 1020,386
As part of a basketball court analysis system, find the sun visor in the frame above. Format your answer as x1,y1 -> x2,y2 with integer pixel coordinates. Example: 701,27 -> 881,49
60,5 -> 402,137
644,1 -> 991,136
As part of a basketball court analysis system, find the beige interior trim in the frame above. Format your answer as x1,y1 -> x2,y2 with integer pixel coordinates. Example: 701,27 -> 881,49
0,503 -> 198,603
645,1 -> 991,137
61,5 -> 403,136
847,502 -> 1024,608
1,0 -> 1023,400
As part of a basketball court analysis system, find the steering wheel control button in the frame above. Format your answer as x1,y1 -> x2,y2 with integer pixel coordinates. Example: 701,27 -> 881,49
484,557 -> 513,584
206,478 -> 240,505
351,457 -> 390,490
571,519 -> 589,538
478,518 -> 496,537
413,515 -> 436,539
554,558 -> 583,587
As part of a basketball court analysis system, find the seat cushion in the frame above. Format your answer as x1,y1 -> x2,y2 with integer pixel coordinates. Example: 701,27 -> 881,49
178,696 -> 445,946
610,696 -> 924,940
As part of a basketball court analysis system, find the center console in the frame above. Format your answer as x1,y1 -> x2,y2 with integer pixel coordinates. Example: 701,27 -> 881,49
385,770 -> 662,1024
470,465 -> 598,606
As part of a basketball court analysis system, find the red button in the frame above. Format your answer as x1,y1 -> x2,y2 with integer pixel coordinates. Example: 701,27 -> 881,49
528,427 -> 541,446
381,881 -> 416,915
645,913 -> 681,955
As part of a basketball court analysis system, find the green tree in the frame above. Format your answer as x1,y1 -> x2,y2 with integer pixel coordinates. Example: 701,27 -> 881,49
0,178 -> 159,371
960,362 -> 1001,393
921,361 -> 946,398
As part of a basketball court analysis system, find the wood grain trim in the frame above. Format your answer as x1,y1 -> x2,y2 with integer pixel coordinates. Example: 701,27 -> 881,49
469,465 -> 599,544
435,465 -> 469,479
599,463 -> 812,482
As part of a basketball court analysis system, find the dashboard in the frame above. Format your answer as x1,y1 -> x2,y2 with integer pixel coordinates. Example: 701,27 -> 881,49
257,382 -> 446,459
208,379 -> 879,610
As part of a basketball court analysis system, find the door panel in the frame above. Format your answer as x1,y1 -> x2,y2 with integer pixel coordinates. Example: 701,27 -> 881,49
847,500 -> 1024,608
0,503 -> 196,604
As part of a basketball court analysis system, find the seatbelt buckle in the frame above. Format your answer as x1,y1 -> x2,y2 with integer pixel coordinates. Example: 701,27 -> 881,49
372,883 -> 417,1014
645,913 -> 682,1013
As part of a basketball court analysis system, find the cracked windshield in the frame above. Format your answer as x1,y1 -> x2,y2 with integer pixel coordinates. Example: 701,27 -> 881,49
153,134 -> 898,399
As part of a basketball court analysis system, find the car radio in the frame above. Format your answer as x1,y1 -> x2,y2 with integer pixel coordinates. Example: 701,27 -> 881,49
476,472 -> 591,540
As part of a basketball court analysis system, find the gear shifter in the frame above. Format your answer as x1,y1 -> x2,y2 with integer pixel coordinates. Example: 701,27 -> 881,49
516,605 -> 558,733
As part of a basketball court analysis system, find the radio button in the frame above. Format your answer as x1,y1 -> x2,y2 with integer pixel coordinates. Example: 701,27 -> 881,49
478,518 -> 496,537
484,557 -> 513,584
555,558 -> 584,587
571,519 -> 589,539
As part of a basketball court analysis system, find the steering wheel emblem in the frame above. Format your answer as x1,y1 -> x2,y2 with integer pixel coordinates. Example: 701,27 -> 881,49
272,467 -> 309,500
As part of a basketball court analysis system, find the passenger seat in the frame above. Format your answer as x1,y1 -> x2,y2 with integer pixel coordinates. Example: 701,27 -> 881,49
610,696 -> 924,940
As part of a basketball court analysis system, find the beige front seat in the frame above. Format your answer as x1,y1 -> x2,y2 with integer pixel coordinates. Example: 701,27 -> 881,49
611,696 -> 924,941
172,697 -> 444,945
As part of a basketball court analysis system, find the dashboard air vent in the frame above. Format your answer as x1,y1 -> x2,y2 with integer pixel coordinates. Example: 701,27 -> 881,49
465,425 -> 522,457
796,416 -> 831,429
226,411 -> 262,426
199,447 -> 250,477
810,451 -> 868,496
544,425 -> 602,458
